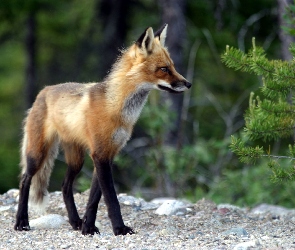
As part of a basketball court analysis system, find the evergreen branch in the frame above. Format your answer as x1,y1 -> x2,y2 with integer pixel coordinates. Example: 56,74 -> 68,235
259,102 -> 295,115
246,126 -> 295,135
275,73 -> 295,81
223,41 -> 295,85
261,154 -> 295,160
263,85 -> 292,95
230,135 -> 263,164
221,45 -> 253,73
260,106 -> 295,115
268,160 -> 295,182
253,61 -> 273,75
274,63 -> 295,82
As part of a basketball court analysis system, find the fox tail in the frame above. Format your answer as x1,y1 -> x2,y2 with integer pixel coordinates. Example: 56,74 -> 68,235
20,128 -> 59,214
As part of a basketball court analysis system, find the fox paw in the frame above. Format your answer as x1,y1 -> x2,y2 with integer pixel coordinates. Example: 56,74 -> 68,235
70,218 -> 82,230
14,218 -> 30,231
81,223 -> 100,235
114,226 -> 135,236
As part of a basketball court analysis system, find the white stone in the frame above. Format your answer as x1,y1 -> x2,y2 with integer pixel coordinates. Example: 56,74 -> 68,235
6,189 -> 19,197
150,197 -> 176,205
0,206 -> 11,212
251,203 -> 295,216
155,200 -> 187,216
117,194 -> 159,210
217,203 -> 246,212
233,240 -> 257,250
30,214 -> 67,229
60,244 -> 71,249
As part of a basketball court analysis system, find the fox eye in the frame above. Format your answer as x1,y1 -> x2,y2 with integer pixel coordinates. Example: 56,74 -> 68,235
160,67 -> 168,73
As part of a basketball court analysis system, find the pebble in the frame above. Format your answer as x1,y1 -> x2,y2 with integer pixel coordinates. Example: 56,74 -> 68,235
0,205 -> 11,212
150,197 -> 177,204
223,227 -> 249,237
30,214 -> 68,229
117,194 -> 159,210
217,203 -> 246,213
251,203 -> 295,216
154,200 -> 187,216
159,226 -> 178,236
60,244 -> 71,249
233,240 -> 258,250
6,189 -> 19,197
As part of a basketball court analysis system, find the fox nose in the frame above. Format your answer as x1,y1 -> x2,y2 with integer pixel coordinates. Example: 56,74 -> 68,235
184,81 -> 192,89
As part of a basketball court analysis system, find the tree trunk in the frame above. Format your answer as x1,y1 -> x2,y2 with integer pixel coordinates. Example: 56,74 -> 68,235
277,0 -> 295,141
157,0 -> 187,197
98,0 -> 132,77
25,12 -> 37,108
158,0 -> 187,148
277,0 -> 295,60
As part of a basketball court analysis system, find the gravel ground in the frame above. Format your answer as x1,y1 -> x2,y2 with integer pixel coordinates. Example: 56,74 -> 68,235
1,189 -> 295,249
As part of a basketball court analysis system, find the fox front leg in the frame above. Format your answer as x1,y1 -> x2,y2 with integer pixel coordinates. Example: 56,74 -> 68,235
92,155 -> 134,236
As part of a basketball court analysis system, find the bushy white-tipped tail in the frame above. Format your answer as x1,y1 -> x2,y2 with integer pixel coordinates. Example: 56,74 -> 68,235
20,132 -> 59,215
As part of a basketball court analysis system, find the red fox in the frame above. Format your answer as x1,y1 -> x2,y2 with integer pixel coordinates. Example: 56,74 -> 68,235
14,24 -> 191,235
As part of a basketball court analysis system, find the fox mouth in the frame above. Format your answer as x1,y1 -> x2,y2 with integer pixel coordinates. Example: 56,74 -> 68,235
158,85 -> 185,93
157,80 -> 191,94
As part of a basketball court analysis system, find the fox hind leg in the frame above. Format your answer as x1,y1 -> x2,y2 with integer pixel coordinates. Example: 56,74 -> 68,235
15,118 -> 59,230
81,168 -> 102,235
14,158 -> 34,231
15,150 -> 49,231
62,143 -> 84,230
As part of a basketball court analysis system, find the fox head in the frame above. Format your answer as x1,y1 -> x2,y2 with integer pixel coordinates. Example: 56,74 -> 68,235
126,24 -> 191,93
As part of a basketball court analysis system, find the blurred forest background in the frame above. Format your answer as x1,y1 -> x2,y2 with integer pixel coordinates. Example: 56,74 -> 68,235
1,0 -> 295,207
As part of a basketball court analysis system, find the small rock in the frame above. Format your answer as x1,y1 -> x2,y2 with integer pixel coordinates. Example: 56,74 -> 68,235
30,214 -> 68,229
194,198 -> 217,211
217,204 -> 246,213
118,194 -> 143,206
6,189 -> 19,198
150,197 -> 176,205
159,226 -> 178,236
5,198 -> 16,204
223,227 -> 249,237
217,207 -> 231,215
155,200 -> 187,216
53,191 -> 62,195
233,240 -> 257,250
251,203 -> 294,216
60,244 -> 71,249
117,194 -> 159,210
0,205 -> 11,213
261,235 -> 270,241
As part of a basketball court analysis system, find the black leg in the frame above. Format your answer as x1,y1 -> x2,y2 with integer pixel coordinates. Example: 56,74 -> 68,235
62,166 -> 83,230
14,173 -> 32,231
93,157 -> 134,236
81,170 -> 102,235
62,142 -> 84,230
15,155 -> 42,231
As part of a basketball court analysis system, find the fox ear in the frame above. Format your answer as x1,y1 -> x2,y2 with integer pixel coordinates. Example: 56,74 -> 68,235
154,24 -> 168,47
136,27 -> 154,53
